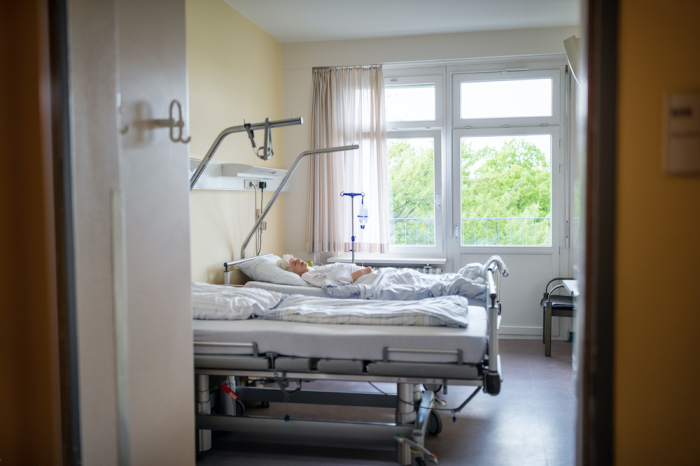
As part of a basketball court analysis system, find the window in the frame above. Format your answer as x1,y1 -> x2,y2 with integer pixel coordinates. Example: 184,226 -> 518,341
453,69 -> 560,128
384,64 -> 564,258
458,132 -> 553,246
387,136 -> 437,246
385,75 -> 443,130
460,79 -> 553,119
384,74 -> 443,253
386,84 -> 436,122
452,68 -> 561,251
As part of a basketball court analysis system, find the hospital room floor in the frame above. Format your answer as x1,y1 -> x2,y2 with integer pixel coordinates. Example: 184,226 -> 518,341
197,339 -> 576,466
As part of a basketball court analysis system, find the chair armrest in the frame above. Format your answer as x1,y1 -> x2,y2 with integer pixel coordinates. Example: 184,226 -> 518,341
545,277 -> 575,294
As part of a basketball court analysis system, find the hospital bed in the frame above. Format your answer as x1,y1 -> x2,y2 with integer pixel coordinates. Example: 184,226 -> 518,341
194,260 -> 504,466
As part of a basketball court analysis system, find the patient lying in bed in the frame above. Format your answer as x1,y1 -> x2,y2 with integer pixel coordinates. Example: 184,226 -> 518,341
277,255 -> 375,287
276,254 -> 509,302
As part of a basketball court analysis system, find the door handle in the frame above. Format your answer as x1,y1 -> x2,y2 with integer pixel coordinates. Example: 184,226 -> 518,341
454,224 -> 459,238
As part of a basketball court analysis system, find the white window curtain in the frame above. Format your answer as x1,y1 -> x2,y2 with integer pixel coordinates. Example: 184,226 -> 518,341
307,66 -> 389,254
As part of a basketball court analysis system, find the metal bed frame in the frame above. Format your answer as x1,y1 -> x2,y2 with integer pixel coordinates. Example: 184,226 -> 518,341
194,261 -> 504,466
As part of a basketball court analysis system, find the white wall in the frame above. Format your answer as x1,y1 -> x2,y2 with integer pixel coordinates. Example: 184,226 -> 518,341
281,26 -> 580,262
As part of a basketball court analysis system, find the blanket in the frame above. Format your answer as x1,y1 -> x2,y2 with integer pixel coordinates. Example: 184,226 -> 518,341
322,256 -> 508,301
191,282 -> 470,327
256,295 -> 470,327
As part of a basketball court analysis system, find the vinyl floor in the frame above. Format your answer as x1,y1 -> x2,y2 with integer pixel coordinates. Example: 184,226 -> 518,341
197,339 -> 576,466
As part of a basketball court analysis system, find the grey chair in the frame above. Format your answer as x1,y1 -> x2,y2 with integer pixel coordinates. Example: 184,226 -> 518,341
541,278 -> 575,357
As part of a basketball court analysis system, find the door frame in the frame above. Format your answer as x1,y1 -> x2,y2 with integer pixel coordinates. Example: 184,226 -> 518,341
578,0 -> 618,464
46,0 -> 620,464
48,0 -> 82,463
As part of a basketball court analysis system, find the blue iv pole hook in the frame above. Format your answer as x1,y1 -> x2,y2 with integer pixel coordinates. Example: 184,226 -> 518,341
340,191 -> 365,264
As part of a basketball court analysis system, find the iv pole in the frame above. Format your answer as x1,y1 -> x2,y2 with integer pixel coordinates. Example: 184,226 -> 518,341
340,192 -> 364,264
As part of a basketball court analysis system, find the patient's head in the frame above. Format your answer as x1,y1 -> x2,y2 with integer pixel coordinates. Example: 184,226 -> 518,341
278,254 -> 310,277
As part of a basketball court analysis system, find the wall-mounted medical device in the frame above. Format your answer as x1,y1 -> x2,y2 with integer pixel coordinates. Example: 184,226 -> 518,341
188,159 -> 289,192
189,117 -> 302,190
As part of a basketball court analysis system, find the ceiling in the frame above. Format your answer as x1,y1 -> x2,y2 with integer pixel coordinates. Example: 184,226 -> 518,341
224,0 -> 580,43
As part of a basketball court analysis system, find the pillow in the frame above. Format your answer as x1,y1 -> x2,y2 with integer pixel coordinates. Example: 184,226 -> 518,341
191,282 -> 285,320
236,254 -> 310,287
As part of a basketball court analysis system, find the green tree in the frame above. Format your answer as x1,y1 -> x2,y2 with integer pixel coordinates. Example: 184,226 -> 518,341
387,138 -> 435,245
386,137 -> 551,246
461,138 -> 551,245
387,138 -> 434,219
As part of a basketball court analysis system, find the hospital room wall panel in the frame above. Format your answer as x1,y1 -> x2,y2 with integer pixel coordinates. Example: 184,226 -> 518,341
615,0 -> 700,463
187,0 -> 286,284
282,26 -> 580,264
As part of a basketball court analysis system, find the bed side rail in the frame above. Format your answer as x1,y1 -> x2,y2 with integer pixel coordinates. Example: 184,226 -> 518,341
222,254 -> 274,285
484,262 -> 504,395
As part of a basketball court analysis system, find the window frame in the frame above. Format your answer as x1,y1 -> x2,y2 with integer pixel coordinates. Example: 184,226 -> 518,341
452,125 -> 561,254
380,58 -> 567,261
386,130 -> 444,255
452,69 -> 561,128
385,75 -> 444,130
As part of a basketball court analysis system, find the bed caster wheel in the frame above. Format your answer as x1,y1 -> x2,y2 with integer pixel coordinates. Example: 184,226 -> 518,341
415,457 -> 427,466
427,409 -> 442,436
261,401 -> 270,408
235,399 -> 246,416
423,384 -> 442,393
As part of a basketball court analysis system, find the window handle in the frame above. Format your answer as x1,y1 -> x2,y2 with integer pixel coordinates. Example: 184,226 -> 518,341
454,224 -> 459,238
435,194 -> 441,210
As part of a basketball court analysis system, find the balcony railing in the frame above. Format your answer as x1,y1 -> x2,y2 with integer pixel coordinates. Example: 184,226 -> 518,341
461,217 -> 551,246
390,218 -> 435,246
389,217 -> 551,246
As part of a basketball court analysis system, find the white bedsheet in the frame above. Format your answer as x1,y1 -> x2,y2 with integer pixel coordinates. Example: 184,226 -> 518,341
259,294 -> 470,327
245,281 -> 329,297
192,305 -> 488,364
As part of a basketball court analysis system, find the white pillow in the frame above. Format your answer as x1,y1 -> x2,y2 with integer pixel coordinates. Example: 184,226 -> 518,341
192,282 -> 285,320
236,255 -> 310,287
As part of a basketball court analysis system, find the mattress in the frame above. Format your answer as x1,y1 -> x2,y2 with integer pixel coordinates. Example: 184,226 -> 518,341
193,305 -> 488,364
245,280 -> 331,297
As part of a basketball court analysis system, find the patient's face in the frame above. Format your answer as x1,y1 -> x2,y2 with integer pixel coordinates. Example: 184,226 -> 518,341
288,257 -> 309,276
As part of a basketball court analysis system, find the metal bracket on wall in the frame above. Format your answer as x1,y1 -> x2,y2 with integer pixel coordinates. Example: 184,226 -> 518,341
155,99 -> 190,144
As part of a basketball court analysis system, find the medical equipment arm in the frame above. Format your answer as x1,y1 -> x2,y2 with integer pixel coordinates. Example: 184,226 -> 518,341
189,117 -> 303,191
240,144 -> 360,259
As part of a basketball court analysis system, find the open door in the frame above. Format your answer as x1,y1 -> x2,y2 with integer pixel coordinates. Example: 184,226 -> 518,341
115,0 -> 194,463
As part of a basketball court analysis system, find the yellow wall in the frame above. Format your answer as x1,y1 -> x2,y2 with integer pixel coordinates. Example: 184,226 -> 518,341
615,1 -> 700,463
186,0 -> 286,283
